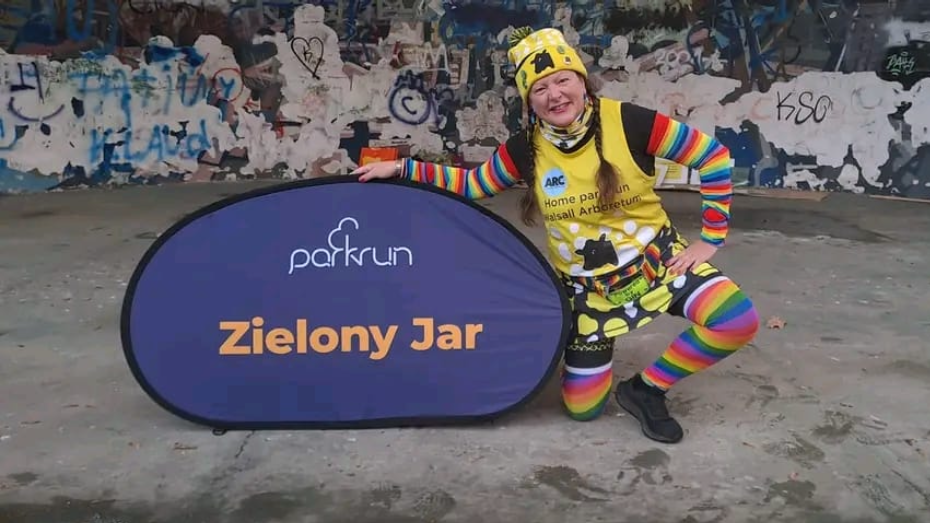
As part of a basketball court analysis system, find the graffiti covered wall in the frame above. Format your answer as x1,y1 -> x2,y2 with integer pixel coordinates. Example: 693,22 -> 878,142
0,0 -> 928,198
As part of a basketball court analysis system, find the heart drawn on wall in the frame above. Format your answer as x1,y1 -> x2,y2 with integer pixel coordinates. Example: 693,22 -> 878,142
290,36 -> 324,80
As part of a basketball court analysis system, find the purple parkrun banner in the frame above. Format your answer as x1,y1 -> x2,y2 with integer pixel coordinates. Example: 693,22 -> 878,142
120,176 -> 572,430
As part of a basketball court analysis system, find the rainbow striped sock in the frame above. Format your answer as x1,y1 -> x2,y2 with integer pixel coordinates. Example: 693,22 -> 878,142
642,276 -> 760,390
561,338 -> 614,421
562,362 -> 613,421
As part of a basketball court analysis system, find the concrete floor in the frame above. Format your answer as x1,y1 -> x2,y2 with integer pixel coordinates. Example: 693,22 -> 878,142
1,181 -> 929,523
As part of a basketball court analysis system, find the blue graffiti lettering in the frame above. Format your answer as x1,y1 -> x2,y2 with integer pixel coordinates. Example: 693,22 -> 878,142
165,62 -> 233,110
70,68 -> 131,107
144,43 -> 206,68
89,119 -> 213,165
0,119 -> 25,151
68,57 -> 240,126
64,0 -> 119,52
161,63 -> 175,115
88,129 -> 115,165
216,75 -> 238,100
387,70 -> 454,126
178,71 -> 209,107
65,0 -> 92,41
344,0 -> 360,41
133,69 -> 156,110
69,67 -> 133,128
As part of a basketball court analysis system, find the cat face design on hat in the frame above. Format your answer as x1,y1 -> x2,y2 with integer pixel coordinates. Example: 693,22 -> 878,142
508,27 -> 589,127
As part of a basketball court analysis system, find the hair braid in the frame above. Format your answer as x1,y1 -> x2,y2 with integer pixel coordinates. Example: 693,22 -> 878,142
588,84 -> 620,209
519,108 -> 540,226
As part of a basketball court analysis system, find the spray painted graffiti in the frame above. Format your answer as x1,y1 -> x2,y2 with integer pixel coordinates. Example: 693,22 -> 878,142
0,0 -> 928,201
7,61 -> 66,122
290,36 -> 325,79
879,40 -> 930,88
387,70 -> 454,126
775,91 -> 834,125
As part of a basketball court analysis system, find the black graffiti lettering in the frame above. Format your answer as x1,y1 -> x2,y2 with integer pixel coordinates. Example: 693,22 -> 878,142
797,91 -> 832,124
11,62 -> 43,98
776,91 -> 833,125
776,90 -> 795,122
6,61 -> 65,122
290,36 -> 324,79
797,91 -> 815,123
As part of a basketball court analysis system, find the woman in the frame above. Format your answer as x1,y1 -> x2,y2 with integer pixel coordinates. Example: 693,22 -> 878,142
351,27 -> 760,444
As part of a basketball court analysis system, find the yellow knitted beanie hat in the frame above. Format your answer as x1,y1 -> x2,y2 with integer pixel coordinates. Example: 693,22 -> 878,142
507,27 -> 588,103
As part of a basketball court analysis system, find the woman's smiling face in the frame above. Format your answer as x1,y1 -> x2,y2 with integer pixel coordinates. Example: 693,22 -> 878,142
527,70 -> 586,127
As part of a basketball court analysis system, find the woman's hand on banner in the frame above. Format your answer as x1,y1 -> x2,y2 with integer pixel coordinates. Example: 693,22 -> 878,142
352,160 -> 403,182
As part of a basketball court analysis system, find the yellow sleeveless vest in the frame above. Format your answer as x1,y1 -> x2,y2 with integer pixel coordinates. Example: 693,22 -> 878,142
532,98 -> 671,278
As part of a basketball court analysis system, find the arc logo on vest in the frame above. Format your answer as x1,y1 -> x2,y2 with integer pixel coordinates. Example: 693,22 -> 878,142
542,168 -> 568,198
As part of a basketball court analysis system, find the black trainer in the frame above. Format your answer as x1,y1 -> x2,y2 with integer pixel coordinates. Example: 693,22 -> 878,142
615,373 -> 684,443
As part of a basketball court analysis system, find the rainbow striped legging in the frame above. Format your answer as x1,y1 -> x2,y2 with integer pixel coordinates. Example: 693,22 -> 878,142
559,226 -> 760,421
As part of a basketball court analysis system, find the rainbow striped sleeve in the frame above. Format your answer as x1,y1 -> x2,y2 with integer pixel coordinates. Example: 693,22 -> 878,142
401,143 -> 523,200
647,113 -> 733,247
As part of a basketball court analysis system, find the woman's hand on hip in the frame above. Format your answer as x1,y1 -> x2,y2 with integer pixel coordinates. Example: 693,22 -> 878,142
666,241 -> 718,277
351,160 -> 401,182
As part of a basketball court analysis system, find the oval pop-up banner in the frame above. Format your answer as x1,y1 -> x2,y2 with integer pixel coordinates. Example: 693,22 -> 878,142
121,176 -> 572,430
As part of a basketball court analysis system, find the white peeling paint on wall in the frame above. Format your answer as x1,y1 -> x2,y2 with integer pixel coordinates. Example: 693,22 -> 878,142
903,78 -> 930,148
720,72 -> 909,187
0,36 -> 240,179
374,119 -> 446,156
884,19 -> 930,46
267,5 -> 356,177
0,1 -> 927,198
599,72 -> 740,136
783,168 -> 824,191
601,71 -> 930,192
460,145 -> 498,164
456,91 -> 510,144
0,4 -> 474,182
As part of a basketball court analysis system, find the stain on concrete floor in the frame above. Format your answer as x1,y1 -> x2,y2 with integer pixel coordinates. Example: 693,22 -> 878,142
17,209 -> 58,219
532,465 -> 609,502
616,449 -> 674,495
762,434 -> 827,470
7,472 -> 39,486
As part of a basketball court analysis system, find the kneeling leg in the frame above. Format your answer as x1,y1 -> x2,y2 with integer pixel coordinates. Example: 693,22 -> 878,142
561,337 -> 615,421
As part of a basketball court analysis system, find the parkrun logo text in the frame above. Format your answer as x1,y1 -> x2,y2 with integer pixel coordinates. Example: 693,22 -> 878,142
288,217 -> 414,274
